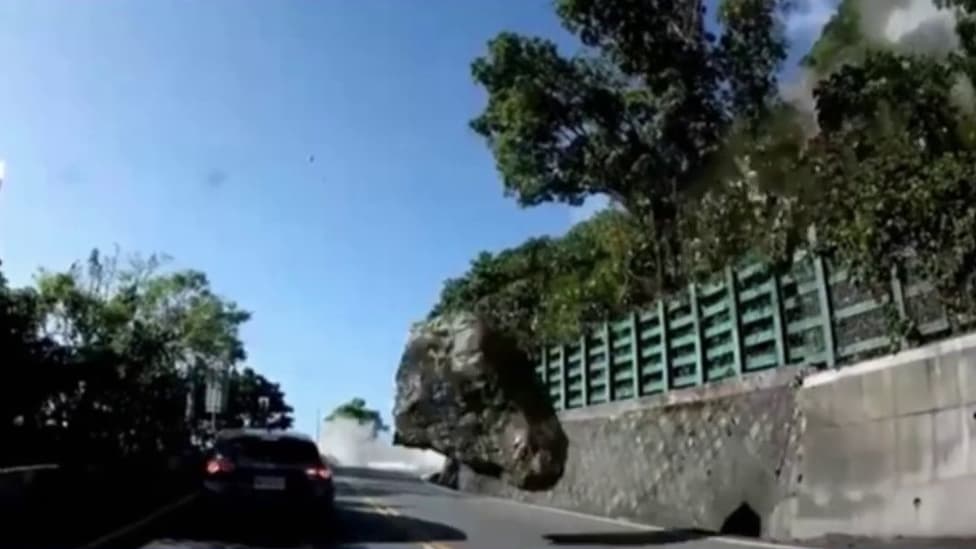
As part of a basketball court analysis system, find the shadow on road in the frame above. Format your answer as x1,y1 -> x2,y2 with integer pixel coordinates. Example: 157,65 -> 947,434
6,465 -> 198,549
333,503 -> 467,544
108,493 -> 467,548
544,528 -> 712,546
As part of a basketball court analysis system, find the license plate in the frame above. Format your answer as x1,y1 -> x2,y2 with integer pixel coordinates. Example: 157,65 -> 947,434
253,476 -> 285,491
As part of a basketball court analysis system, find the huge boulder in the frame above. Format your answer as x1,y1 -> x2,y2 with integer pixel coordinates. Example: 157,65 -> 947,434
392,312 -> 568,491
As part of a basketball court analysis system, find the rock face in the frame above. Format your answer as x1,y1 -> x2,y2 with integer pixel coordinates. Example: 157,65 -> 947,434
393,312 -> 568,491
424,458 -> 460,490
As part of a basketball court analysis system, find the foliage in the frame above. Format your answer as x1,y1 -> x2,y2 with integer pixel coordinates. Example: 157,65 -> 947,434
801,0 -> 866,74
691,4 -> 976,324
0,268 -> 66,464
436,0 -> 976,357
470,0 -> 794,288
439,0 -> 799,349
193,366 -> 294,431
697,3 -> 976,321
326,398 -> 388,435
682,103 -> 816,277
432,236 -> 557,350
0,249 -> 292,466
808,49 -> 976,315
537,210 -> 653,341
430,209 -> 653,350
34,249 -> 250,366
430,209 -> 653,349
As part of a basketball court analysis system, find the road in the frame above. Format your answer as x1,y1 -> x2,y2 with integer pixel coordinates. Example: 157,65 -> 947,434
91,467 -> 798,549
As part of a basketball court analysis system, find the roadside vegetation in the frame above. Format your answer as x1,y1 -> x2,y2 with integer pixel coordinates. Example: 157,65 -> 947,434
430,0 -> 976,352
0,248 -> 293,467
327,397 -> 389,435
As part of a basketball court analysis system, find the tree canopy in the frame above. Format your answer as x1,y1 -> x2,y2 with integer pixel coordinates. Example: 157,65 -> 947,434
326,398 -> 388,435
431,0 -> 976,354
1,249 -> 293,466
430,209 -> 650,347
470,0 -> 794,288
188,366 -> 295,431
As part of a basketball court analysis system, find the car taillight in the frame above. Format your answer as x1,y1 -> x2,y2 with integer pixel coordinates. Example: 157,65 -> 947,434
305,465 -> 332,480
205,456 -> 235,475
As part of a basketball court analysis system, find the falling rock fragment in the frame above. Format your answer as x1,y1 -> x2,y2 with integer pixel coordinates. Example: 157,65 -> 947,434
392,311 -> 568,490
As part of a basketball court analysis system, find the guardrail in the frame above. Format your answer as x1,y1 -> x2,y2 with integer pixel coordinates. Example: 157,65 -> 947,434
0,463 -> 59,474
0,463 -> 65,545
535,252 -> 969,410
0,463 -> 60,497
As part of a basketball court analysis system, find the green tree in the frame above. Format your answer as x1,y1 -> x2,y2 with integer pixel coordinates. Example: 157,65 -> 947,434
35,248 -> 249,368
431,236 -> 557,350
430,209 -> 651,349
218,367 -> 295,430
535,210 -> 651,342
680,102 -> 816,277
435,0 -> 976,364
808,49 -> 976,314
0,265 -> 66,465
0,249 -> 293,466
706,1 -> 976,327
801,0 -> 868,74
326,398 -> 388,435
470,0 -> 795,288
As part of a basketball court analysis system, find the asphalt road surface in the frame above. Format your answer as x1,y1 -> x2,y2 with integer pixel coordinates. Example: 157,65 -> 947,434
90,466 -> 802,549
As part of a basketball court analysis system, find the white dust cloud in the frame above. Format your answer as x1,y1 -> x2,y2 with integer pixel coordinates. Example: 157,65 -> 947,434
317,417 -> 445,476
782,0 -> 971,126
879,0 -> 959,53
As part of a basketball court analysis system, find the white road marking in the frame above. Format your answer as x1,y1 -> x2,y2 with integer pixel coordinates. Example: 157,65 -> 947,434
0,463 -> 59,474
74,492 -> 198,549
418,476 -> 810,549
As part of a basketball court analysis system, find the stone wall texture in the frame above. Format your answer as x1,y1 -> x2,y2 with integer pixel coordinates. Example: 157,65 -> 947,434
459,368 -> 808,537
458,333 -> 976,541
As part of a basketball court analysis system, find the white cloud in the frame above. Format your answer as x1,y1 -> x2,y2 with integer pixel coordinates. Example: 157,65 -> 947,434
0,160 -> 6,184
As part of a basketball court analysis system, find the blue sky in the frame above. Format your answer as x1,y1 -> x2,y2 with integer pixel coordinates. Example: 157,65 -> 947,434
0,0 -> 835,436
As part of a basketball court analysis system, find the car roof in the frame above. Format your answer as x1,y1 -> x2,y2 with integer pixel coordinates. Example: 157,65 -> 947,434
216,428 -> 315,443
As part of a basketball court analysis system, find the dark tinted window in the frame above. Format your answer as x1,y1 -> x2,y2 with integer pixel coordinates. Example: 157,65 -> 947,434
222,436 -> 320,465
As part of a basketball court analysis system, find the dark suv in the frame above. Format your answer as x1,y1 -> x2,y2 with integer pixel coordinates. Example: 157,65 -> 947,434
202,429 -> 335,518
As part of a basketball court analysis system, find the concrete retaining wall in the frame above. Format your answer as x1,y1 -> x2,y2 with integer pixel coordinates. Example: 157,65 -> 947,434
786,333 -> 976,539
459,367 -> 809,536
459,332 -> 976,541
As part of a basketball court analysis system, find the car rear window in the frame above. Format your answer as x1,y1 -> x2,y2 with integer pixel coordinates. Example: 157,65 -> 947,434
222,436 -> 320,465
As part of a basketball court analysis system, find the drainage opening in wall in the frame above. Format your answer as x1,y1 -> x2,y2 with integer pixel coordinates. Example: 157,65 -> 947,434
720,502 -> 761,538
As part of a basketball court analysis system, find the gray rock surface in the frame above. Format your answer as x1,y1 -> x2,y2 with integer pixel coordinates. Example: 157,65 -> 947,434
393,312 -> 568,490
424,458 -> 460,490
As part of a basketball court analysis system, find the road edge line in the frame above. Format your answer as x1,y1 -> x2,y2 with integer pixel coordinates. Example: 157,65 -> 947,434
74,492 -> 198,549
417,476 -> 808,549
